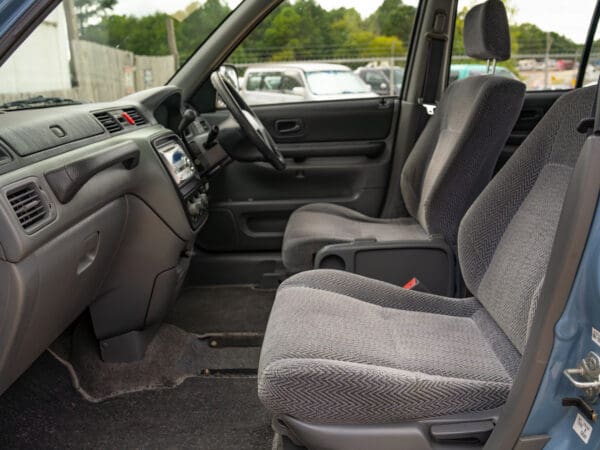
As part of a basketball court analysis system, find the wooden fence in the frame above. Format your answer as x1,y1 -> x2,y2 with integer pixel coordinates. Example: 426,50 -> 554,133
0,40 -> 175,104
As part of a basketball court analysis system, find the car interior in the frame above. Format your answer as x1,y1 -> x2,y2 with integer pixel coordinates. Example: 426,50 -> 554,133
0,0 -> 600,448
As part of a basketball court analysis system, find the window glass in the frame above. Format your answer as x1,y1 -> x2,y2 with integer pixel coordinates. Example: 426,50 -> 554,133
280,74 -> 303,92
306,70 -> 372,95
583,25 -> 600,87
0,0 -> 242,108
246,73 -> 263,91
263,74 -> 283,90
366,71 -> 387,84
453,0 -> 597,91
227,0 -> 418,105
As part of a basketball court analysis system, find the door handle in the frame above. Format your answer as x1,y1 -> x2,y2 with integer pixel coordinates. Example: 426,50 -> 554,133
519,108 -> 544,122
275,119 -> 303,135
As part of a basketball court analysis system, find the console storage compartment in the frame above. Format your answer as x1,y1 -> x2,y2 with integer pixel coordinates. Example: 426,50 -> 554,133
314,239 -> 455,296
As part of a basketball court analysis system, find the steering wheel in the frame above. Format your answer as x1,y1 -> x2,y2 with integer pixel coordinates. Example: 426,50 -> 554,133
210,71 -> 286,170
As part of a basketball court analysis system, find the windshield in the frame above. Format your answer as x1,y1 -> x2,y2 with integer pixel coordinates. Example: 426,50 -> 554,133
0,0 -> 242,110
306,71 -> 371,95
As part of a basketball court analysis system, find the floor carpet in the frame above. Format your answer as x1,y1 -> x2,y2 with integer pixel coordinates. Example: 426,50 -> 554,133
0,352 -> 272,449
166,285 -> 276,334
0,284 -> 277,449
50,320 -> 261,401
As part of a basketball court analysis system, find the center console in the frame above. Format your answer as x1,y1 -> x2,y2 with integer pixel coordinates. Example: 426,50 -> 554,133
153,135 -> 209,229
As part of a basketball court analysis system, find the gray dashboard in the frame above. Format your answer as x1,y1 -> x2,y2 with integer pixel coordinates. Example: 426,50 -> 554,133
0,85 -> 217,395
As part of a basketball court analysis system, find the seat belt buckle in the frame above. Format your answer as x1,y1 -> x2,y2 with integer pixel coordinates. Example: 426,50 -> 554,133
402,277 -> 430,293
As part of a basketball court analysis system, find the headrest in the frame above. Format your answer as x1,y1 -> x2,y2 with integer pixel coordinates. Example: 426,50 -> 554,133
463,0 -> 511,61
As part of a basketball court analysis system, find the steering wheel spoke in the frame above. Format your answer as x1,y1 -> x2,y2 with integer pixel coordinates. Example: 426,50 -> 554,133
210,71 -> 286,170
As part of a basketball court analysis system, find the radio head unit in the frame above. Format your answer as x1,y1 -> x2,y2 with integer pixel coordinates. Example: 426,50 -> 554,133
155,138 -> 196,187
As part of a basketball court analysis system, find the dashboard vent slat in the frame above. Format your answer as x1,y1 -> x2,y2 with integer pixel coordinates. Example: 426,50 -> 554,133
93,111 -> 123,133
6,182 -> 50,231
123,107 -> 147,126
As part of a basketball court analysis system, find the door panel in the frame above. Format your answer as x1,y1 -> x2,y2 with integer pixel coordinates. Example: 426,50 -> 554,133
198,98 -> 399,252
259,97 -> 395,142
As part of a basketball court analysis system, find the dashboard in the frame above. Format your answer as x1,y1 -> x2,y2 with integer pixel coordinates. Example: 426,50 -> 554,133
0,85 -> 228,394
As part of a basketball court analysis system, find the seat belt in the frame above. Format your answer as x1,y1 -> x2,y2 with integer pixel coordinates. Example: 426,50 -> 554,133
418,11 -> 449,116
419,35 -> 445,116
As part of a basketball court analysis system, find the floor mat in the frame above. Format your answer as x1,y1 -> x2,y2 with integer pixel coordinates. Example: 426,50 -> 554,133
166,285 -> 276,334
0,352 -> 272,449
50,321 -> 261,402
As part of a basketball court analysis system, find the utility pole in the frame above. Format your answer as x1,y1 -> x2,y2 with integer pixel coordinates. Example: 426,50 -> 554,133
166,18 -> 180,70
544,32 -> 553,90
390,41 -> 396,96
63,0 -> 79,87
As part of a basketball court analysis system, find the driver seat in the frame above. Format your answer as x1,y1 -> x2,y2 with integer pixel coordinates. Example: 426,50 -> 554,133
282,0 -> 525,273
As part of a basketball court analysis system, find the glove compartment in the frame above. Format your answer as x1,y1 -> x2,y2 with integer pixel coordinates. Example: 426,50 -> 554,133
0,199 -> 127,395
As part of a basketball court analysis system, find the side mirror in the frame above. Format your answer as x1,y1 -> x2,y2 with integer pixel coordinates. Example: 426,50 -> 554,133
219,65 -> 240,90
291,86 -> 306,97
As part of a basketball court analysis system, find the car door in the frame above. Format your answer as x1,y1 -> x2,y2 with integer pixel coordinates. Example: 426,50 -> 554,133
194,0 -> 413,254
198,94 -> 398,252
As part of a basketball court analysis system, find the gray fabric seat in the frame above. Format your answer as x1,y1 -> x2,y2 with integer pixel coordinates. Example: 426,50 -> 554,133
282,0 -> 525,273
259,270 -> 518,424
259,83 -> 595,423
282,203 -> 429,272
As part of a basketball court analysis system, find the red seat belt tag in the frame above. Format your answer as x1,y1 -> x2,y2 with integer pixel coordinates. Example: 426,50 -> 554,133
403,277 -> 418,290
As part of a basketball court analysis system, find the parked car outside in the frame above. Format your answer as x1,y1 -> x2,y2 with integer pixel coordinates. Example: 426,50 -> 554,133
355,65 -> 405,95
239,63 -> 377,105
449,63 -> 519,83
556,59 -> 575,70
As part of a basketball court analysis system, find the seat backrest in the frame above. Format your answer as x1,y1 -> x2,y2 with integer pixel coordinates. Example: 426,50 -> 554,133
458,86 -> 595,354
401,0 -> 525,247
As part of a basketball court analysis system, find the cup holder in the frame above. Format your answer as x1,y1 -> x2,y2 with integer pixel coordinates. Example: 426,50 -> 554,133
317,254 -> 346,270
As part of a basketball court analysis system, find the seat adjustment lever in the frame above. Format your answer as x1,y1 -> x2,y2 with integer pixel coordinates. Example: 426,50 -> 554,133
430,420 -> 495,445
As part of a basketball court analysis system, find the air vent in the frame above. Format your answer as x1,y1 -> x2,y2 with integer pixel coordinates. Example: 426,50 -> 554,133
93,111 -> 123,133
123,107 -> 147,126
6,182 -> 51,232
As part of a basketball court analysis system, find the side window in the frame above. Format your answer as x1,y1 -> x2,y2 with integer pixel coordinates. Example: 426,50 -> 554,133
583,27 -> 600,87
453,0 -> 597,91
245,73 -> 263,91
366,71 -> 387,84
262,73 -> 283,91
228,0 -> 417,106
280,73 -> 304,93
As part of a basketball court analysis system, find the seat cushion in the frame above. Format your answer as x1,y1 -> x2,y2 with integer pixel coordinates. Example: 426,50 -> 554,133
258,270 -> 520,424
282,203 -> 429,272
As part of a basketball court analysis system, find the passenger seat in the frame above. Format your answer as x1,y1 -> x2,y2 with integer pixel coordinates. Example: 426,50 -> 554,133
281,0 -> 525,273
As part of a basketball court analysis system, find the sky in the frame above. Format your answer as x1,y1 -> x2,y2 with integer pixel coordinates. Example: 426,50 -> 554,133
112,0 -> 596,44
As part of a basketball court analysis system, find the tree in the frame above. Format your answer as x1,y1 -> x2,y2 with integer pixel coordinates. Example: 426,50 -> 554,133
367,0 -> 416,45
81,13 -> 171,56
176,0 -> 232,61
74,0 -> 117,34
513,23 -> 580,54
